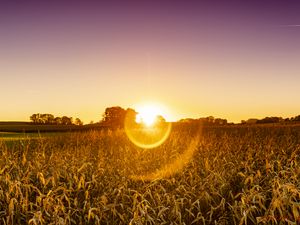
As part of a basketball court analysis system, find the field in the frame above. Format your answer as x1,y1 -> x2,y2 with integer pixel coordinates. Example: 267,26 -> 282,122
0,124 -> 300,224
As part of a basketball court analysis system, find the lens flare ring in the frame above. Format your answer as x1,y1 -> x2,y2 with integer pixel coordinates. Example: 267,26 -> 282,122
124,111 -> 172,149
124,110 -> 202,181
129,136 -> 200,181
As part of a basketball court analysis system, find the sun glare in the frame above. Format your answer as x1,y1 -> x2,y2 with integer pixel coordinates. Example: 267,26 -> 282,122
135,105 -> 161,126
125,103 -> 172,149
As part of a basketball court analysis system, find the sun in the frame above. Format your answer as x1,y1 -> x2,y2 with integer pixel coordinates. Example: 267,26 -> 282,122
135,105 -> 162,126
124,103 -> 172,149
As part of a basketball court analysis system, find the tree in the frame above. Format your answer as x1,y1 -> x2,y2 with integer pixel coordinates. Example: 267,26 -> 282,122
102,106 -> 126,128
42,114 -> 55,124
125,108 -> 138,123
39,114 -> 47,124
246,119 -> 258,124
54,117 -> 62,125
101,106 -> 137,128
156,115 -> 166,123
74,118 -> 83,126
257,117 -> 282,124
61,116 -> 73,125
207,116 -> 215,123
292,115 -> 300,122
30,114 -> 39,123
30,113 -> 56,124
30,114 -> 78,125
214,118 -> 227,125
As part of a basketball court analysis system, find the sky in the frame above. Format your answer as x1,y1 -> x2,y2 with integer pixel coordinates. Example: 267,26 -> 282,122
0,1 -> 300,123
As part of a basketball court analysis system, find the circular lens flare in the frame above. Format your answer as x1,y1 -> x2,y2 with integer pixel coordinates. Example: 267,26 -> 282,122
129,136 -> 200,181
124,106 -> 172,149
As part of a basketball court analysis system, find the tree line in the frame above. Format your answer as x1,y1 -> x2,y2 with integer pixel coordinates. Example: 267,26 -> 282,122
30,107 -> 137,127
178,116 -> 228,125
241,115 -> 300,125
99,106 -> 166,128
30,113 -> 83,125
30,108 -> 300,127
178,115 -> 300,125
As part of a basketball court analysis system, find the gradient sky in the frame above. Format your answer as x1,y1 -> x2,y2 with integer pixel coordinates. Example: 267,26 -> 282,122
1,1 -> 300,123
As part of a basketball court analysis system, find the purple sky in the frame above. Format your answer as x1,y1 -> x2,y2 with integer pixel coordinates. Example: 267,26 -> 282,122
1,1 -> 300,122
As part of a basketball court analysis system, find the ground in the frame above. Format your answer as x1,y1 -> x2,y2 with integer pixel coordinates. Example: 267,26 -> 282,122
0,124 -> 299,224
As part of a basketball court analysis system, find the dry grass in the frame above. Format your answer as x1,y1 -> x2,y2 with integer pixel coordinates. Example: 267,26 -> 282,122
0,125 -> 300,224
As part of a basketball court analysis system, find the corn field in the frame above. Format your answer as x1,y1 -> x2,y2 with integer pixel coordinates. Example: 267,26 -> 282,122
0,124 -> 300,224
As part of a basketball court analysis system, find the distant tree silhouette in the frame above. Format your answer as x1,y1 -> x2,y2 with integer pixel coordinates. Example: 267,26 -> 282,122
245,119 -> 258,124
257,117 -> 283,124
102,106 -> 137,128
54,117 -> 62,125
30,114 -> 78,125
207,116 -> 214,123
178,116 -> 227,126
102,106 -> 125,128
74,118 -> 83,126
43,114 -> 55,124
292,115 -> 300,121
178,118 -> 195,123
214,118 -> 227,125
61,116 -> 73,125
126,108 -> 138,122
30,114 -> 39,123
156,115 -> 166,123
30,113 -> 55,124
239,116 -> 299,125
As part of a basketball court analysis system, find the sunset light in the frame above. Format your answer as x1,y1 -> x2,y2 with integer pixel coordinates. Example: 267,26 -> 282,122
124,103 -> 172,149
135,104 -> 163,126
1,1 -> 300,224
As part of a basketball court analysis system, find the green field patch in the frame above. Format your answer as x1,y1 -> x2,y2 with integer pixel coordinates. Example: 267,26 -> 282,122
0,132 -> 64,141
